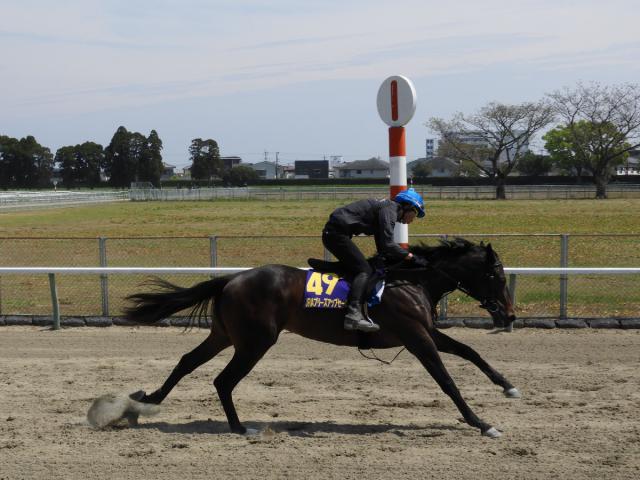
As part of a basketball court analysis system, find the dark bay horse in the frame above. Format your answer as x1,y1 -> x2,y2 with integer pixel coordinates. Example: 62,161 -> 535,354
125,238 -> 518,438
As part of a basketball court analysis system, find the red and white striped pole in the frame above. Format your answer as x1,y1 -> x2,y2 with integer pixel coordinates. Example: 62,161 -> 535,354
389,126 -> 408,247
377,76 -> 417,248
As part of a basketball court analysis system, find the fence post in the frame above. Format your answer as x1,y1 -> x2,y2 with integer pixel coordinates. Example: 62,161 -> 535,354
48,273 -> 60,330
209,236 -> 218,268
99,237 -> 109,316
506,273 -> 517,332
439,234 -> 448,322
560,234 -> 569,319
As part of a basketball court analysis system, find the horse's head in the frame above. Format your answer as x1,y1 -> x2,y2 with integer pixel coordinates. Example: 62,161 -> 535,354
410,239 -> 516,329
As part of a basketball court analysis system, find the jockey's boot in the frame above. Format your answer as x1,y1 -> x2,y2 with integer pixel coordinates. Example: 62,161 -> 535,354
344,303 -> 380,332
344,272 -> 380,332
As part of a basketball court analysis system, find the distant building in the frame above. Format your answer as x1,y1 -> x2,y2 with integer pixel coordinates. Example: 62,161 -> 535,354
161,163 -> 176,180
294,160 -> 329,179
442,130 -> 529,165
334,158 -> 389,178
425,138 -> 436,159
282,165 -> 296,179
248,161 -> 279,179
221,156 -> 242,170
616,152 -> 640,175
408,157 -> 459,177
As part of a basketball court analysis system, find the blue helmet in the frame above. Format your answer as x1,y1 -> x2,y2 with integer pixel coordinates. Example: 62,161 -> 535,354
394,188 -> 425,218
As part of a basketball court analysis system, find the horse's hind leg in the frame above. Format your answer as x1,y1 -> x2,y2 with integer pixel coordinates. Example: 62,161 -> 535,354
141,331 -> 231,405
213,343 -> 274,434
431,329 -> 520,398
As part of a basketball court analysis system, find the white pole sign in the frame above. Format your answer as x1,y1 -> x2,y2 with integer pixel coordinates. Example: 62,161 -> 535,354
376,75 -> 417,127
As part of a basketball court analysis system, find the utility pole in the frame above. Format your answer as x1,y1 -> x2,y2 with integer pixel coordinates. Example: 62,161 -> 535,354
275,152 -> 279,179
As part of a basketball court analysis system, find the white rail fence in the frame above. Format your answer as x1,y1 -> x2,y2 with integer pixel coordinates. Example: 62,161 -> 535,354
0,190 -> 129,210
129,184 -> 640,201
1,267 -> 638,330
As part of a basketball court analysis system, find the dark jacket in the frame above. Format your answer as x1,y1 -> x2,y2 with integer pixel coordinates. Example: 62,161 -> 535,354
325,198 -> 408,262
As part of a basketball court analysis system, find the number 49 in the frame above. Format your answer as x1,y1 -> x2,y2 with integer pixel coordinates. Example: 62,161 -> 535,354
306,272 -> 339,295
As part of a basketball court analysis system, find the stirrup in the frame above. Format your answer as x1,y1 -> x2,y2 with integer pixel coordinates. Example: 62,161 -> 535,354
344,306 -> 380,332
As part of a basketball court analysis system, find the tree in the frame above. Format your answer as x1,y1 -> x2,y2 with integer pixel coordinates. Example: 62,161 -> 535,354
55,146 -> 77,187
0,135 -> 53,188
0,135 -> 19,187
542,125 -> 590,178
222,165 -> 260,186
428,101 -> 555,199
547,83 -> 640,198
189,138 -> 221,180
103,127 -> 155,187
411,161 -> 432,177
76,142 -> 104,186
515,151 -> 554,176
104,126 -> 134,187
137,130 -> 163,186
56,142 -> 104,187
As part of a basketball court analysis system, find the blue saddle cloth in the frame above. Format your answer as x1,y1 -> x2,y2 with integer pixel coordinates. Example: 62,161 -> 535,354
303,270 -> 384,309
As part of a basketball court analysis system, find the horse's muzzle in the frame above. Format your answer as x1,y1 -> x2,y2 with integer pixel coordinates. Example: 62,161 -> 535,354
489,304 -> 516,329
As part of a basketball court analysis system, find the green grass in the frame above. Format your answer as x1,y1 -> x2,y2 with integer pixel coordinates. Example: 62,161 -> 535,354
1,198 -> 639,317
1,198 -> 639,237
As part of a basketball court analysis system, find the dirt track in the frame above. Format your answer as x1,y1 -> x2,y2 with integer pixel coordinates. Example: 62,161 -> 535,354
1,326 -> 639,479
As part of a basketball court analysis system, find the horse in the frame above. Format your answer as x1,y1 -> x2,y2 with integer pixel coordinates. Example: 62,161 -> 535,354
124,238 -> 518,438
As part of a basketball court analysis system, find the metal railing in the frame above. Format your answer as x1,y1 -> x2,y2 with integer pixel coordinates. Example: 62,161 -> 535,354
0,190 -> 129,209
1,234 -> 639,320
129,184 -> 640,201
0,266 -> 639,329
2,185 -> 640,211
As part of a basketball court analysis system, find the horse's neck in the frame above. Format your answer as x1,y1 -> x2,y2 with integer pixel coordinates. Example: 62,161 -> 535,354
425,258 -> 462,303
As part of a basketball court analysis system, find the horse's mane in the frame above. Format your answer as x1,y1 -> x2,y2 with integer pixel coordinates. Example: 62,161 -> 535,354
408,237 -> 480,261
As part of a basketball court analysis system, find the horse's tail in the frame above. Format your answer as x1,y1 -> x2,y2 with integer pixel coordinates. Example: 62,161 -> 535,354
124,275 -> 234,327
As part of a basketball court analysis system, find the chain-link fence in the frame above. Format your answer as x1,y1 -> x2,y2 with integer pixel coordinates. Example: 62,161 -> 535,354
0,234 -> 639,319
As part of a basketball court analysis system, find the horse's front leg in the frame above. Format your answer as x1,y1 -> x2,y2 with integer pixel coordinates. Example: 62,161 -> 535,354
430,329 -> 521,398
402,330 -> 502,438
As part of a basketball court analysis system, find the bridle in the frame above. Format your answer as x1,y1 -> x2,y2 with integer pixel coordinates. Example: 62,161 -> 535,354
429,259 -> 503,314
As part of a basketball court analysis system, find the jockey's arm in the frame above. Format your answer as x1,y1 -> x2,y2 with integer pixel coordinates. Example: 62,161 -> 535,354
374,204 -> 410,262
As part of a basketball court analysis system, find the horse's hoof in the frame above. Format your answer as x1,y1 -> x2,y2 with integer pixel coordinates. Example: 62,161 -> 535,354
504,387 -> 521,398
129,390 -> 146,401
244,428 -> 260,436
482,427 -> 502,438
124,411 -> 140,427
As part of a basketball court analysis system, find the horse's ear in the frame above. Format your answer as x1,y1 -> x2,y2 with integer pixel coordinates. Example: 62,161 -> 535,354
486,243 -> 496,263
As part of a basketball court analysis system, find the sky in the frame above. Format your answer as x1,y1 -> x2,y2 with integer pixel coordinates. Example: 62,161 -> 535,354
1,0 -> 639,169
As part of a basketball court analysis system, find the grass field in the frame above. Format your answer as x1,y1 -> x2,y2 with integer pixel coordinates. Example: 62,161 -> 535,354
2,198 -> 640,237
1,198 -> 639,317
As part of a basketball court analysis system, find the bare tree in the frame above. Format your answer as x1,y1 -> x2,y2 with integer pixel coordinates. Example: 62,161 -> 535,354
547,82 -> 640,199
428,102 -> 555,199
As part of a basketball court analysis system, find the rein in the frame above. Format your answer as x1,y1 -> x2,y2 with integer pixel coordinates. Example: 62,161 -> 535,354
357,347 -> 405,365
426,260 -> 502,314
384,257 -> 502,314
354,255 -> 502,365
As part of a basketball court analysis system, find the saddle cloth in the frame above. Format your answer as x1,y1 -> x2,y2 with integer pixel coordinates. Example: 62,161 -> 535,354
304,270 -> 384,309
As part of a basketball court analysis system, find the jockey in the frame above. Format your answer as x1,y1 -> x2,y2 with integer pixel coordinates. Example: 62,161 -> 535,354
322,188 -> 427,332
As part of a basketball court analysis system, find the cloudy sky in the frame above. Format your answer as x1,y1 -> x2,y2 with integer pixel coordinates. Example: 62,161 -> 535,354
2,0 -> 639,168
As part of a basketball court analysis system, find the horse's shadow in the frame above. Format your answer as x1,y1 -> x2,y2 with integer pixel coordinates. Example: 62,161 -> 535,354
136,418 -> 464,437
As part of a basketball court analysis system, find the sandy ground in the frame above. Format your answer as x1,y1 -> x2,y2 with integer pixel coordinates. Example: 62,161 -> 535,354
1,326 -> 639,480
